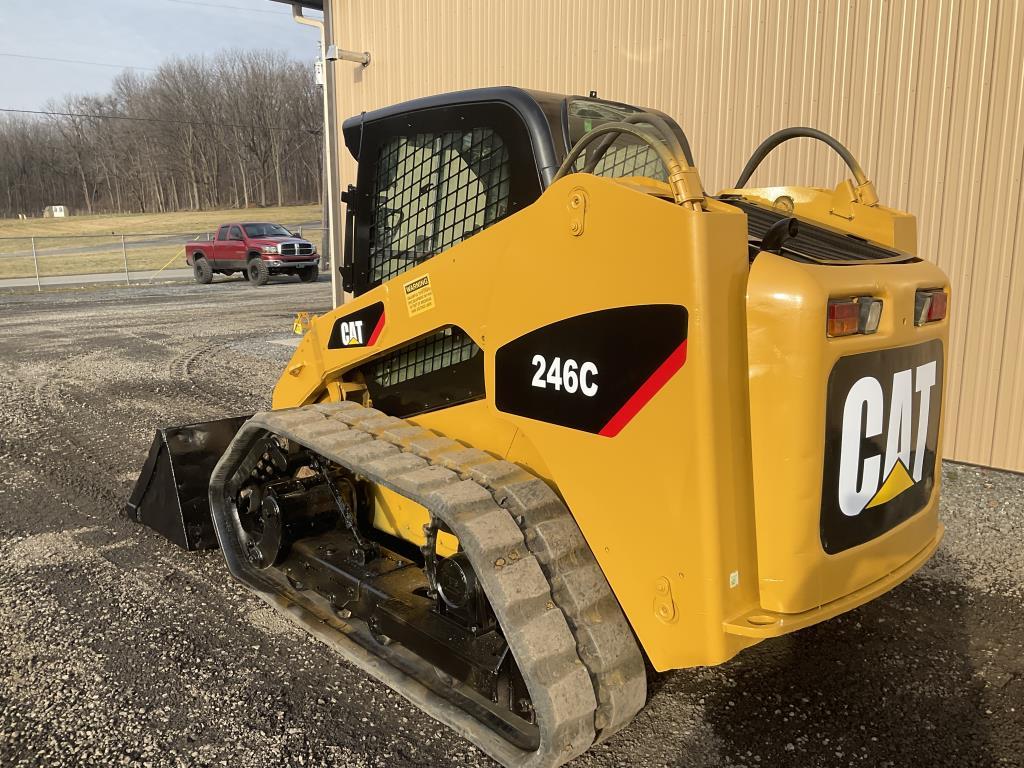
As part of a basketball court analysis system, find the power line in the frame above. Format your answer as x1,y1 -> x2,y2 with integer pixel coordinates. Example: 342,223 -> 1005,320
0,107 -> 320,135
165,0 -> 290,14
0,52 -> 157,72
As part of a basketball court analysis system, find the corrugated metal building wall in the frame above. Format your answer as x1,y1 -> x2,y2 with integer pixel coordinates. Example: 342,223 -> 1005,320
326,0 -> 1024,472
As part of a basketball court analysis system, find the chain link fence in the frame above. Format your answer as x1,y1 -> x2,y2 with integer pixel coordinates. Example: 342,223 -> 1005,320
0,225 -> 327,291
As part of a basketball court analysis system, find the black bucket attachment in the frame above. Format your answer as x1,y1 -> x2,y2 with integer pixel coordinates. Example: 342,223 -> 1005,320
125,415 -> 251,550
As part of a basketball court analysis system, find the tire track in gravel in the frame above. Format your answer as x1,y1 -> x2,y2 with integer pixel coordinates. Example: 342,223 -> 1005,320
3,281 -> 1023,768
0,292 -> 453,767
166,339 -> 260,412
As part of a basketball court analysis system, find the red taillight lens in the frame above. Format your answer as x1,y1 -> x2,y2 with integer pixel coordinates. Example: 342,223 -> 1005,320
915,289 -> 948,326
927,290 -> 947,322
827,300 -> 860,337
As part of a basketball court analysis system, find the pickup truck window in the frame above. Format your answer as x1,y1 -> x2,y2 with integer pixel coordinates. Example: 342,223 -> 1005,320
217,225 -> 229,240
229,226 -> 243,241
244,223 -> 291,238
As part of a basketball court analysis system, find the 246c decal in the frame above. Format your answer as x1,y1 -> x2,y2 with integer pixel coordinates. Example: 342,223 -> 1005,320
530,356 -> 599,397
495,305 -> 688,436
821,340 -> 943,554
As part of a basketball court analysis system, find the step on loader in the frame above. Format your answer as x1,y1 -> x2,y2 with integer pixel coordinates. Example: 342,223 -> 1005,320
126,88 -> 949,767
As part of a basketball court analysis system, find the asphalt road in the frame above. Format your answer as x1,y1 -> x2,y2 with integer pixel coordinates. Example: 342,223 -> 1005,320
0,282 -> 1022,767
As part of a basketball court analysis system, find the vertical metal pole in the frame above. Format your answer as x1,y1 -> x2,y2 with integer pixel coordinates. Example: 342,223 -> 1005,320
31,237 -> 41,292
321,11 -> 342,308
321,143 -> 331,272
291,1 -> 342,307
121,234 -> 131,286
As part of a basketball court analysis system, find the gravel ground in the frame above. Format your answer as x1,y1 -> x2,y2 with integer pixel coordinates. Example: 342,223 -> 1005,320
0,280 -> 1022,768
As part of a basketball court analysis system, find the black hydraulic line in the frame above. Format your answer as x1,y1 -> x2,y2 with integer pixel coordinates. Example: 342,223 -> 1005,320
554,123 -> 677,179
733,127 -> 868,189
582,111 -> 696,173
553,122 -> 704,207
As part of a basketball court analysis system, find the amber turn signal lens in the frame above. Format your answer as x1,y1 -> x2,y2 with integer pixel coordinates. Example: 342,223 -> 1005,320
827,300 -> 860,337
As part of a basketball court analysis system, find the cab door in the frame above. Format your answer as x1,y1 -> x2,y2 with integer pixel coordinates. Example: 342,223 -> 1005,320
211,225 -> 230,269
223,225 -> 247,269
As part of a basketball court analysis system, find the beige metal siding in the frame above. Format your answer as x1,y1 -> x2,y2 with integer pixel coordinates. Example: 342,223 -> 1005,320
327,0 -> 1024,472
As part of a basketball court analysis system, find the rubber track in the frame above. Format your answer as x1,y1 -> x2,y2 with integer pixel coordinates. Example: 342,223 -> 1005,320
209,401 -> 645,766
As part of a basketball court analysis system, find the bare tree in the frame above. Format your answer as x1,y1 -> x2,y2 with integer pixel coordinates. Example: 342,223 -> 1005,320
0,50 -> 322,218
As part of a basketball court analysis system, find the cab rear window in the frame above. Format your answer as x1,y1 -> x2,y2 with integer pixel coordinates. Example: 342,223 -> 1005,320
367,128 -> 511,286
566,97 -> 668,182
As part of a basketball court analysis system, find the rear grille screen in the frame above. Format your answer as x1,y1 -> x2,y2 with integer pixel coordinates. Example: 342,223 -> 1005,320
368,128 -> 511,286
724,197 -> 917,265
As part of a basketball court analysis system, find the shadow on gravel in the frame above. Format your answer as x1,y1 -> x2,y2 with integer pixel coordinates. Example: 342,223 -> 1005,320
698,569 -> 995,767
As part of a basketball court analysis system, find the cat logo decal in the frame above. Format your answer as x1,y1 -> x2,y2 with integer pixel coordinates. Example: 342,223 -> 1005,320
821,340 -> 943,554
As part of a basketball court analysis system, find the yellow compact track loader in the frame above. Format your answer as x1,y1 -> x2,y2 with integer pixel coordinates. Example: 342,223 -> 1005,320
127,88 -> 949,767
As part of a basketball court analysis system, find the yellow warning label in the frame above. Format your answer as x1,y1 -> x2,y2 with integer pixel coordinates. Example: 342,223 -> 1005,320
403,273 -> 435,317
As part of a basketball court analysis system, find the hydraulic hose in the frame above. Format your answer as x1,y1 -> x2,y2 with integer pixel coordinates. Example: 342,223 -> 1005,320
553,122 -> 705,210
733,127 -> 868,189
582,112 -> 695,172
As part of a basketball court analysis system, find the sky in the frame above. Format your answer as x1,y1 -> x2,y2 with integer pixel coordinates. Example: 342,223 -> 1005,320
0,0 -> 322,111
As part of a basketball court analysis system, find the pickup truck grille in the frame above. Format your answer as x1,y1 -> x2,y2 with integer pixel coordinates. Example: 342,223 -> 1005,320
280,242 -> 314,257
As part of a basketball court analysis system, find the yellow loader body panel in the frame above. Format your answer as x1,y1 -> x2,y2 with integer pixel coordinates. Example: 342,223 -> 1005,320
273,174 -> 948,672
125,88 -> 952,766
747,253 -> 946,616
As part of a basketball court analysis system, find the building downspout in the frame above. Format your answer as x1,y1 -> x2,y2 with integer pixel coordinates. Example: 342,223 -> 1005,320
290,2 -> 369,309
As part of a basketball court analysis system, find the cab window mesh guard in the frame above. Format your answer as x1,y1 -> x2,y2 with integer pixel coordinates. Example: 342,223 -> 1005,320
357,327 -> 485,418
573,137 -> 667,181
367,328 -> 480,388
369,128 -> 511,285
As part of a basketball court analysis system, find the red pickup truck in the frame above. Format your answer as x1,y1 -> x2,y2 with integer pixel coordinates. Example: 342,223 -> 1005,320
186,222 -> 320,286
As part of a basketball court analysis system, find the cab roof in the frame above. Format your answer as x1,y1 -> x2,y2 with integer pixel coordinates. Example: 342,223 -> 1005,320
341,86 -> 569,182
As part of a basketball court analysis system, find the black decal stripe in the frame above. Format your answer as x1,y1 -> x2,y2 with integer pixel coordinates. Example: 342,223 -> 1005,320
495,305 -> 688,435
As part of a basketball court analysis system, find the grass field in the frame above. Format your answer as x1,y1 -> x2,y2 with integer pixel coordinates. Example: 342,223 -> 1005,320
0,205 -> 324,279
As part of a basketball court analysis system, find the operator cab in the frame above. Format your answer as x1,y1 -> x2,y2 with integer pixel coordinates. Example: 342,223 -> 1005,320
338,86 -> 910,299
339,87 -> 683,295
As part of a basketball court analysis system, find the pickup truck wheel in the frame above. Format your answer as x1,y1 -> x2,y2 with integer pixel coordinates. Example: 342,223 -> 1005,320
298,265 -> 319,283
193,257 -> 213,285
247,258 -> 270,286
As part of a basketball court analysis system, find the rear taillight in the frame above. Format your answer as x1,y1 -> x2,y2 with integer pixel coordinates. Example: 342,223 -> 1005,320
827,297 -> 882,337
915,289 -> 947,325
